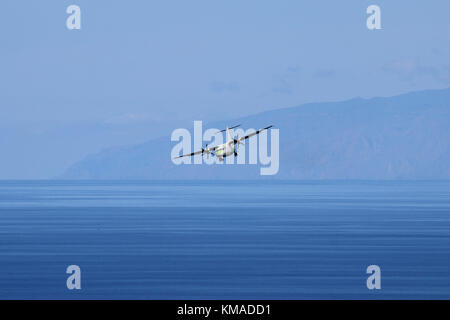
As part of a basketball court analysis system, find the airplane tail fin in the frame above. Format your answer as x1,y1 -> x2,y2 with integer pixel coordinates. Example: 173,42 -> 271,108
226,127 -> 233,142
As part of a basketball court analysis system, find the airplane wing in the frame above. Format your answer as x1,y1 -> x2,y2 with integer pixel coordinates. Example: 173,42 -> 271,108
173,145 -> 219,159
173,150 -> 204,159
237,125 -> 273,142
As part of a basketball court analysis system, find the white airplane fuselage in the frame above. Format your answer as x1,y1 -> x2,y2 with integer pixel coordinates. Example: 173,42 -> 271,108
213,140 -> 237,161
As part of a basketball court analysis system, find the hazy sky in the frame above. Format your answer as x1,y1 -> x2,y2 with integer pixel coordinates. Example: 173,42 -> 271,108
1,0 -> 450,178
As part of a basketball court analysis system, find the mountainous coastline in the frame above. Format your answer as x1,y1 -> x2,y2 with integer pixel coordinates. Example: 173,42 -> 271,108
61,88 -> 450,180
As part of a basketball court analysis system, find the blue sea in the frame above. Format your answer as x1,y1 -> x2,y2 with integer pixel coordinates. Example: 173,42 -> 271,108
0,180 -> 449,299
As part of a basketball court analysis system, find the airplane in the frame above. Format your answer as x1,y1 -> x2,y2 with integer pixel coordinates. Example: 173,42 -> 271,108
174,124 -> 273,161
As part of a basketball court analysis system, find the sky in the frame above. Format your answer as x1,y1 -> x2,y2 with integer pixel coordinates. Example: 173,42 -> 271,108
0,0 -> 449,178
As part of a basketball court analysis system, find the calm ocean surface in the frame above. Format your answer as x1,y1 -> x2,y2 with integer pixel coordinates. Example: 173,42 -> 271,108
0,180 -> 449,299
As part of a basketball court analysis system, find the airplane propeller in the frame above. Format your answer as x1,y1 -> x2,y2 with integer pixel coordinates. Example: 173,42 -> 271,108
233,135 -> 244,150
203,144 -> 212,158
